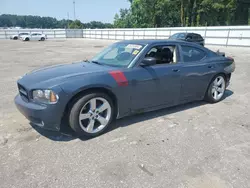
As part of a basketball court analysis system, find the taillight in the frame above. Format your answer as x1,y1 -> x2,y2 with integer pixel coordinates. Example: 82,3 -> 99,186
227,56 -> 234,61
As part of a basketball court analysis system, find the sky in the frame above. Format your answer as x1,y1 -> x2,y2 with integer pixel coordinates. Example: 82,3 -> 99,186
0,0 -> 130,23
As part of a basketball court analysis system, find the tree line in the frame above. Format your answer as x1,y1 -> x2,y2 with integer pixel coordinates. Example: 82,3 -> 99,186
0,14 -> 113,29
0,0 -> 249,29
114,0 -> 250,28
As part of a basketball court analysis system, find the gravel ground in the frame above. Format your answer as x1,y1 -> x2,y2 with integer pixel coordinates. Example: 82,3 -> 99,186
0,39 -> 250,188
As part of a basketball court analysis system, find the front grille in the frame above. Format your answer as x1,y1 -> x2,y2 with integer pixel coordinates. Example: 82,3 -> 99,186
18,84 -> 29,101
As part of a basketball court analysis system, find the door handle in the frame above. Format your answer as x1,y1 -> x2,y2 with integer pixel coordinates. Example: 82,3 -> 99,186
172,69 -> 180,72
208,65 -> 214,69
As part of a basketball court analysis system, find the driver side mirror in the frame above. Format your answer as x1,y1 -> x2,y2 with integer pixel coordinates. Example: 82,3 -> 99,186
140,57 -> 157,66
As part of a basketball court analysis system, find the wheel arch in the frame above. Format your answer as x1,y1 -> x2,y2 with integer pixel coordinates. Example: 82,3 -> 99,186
61,87 -> 119,126
204,72 -> 227,97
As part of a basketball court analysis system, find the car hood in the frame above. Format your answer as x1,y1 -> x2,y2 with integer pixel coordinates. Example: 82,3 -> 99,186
18,61 -> 114,89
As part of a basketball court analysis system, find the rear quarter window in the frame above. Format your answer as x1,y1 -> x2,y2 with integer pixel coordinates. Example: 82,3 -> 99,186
181,45 -> 206,62
196,34 -> 203,40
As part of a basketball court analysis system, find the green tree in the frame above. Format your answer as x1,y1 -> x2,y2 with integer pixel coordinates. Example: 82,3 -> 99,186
114,9 -> 134,28
113,0 -> 247,28
0,14 -> 114,29
69,20 -> 83,29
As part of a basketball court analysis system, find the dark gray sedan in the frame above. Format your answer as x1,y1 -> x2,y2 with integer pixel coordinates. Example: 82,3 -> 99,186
169,32 -> 205,46
15,40 -> 235,137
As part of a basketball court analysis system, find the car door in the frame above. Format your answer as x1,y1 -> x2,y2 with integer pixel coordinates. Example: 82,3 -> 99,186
36,34 -> 42,40
179,45 -> 214,103
30,33 -> 37,40
128,44 -> 182,111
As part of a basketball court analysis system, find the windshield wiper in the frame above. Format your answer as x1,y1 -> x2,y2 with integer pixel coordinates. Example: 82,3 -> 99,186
84,59 -> 103,65
91,60 -> 103,65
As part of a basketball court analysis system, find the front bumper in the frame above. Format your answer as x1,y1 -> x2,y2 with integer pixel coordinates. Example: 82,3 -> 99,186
15,94 -> 62,131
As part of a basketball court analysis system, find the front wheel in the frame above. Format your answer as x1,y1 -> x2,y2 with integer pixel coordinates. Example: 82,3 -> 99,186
25,38 -> 30,41
41,37 -> 45,41
68,93 -> 114,137
205,75 -> 226,103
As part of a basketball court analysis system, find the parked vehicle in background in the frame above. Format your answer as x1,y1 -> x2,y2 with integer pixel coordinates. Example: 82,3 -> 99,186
169,32 -> 205,46
20,33 -> 47,41
10,32 -> 30,40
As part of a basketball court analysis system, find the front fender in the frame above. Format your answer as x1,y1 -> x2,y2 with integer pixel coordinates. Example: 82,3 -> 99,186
59,73 -> 131,118
60,73 -> 116,95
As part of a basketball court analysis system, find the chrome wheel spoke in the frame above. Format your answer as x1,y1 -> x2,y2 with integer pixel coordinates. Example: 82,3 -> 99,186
79,113 -> 91,120
86,119 -> 95,132
96,115 -> 108,125
211,88 -> 216,94
217,78 -> 223,86
217,87 -> 224,93
97,101 -> 109,113
213,79 -> 218,86
89,99 -> 97,111
213,90 -> 218,99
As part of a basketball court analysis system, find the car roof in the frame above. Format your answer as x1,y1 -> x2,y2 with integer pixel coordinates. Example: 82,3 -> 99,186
173,32 -> 202,35
118,39 -> 193,45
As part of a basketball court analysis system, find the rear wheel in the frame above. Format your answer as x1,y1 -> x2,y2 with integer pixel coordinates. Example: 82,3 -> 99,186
41,37 -> 45,41
205,75 -> 226,103
13,36 -> 18,40
68,93 -> 114,137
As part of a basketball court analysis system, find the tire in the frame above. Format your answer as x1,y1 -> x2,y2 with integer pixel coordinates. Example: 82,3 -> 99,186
68,92 -> 114,137
13,37 -> 18,40
204,74 -> 226,103
41,37 -> 45,41
25,38 -> 30,41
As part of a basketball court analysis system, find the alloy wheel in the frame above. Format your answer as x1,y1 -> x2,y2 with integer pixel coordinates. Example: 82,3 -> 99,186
78,97 -> 112,134
211,76 -> 226,101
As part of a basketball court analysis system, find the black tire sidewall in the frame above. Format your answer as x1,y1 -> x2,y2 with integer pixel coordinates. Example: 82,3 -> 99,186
41,37 -> 45,41
205,74 -> 226,103
25,38 -> 30,41
69,92 -> 114,137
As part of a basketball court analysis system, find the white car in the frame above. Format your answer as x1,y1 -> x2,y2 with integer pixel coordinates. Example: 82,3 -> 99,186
20,33 -> 47,41
10,32 -> 30,40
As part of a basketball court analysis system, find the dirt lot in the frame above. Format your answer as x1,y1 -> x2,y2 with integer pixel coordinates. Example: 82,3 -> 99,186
0,39 -> 250,188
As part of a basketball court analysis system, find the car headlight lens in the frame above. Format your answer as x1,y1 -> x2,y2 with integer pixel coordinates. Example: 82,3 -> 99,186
32,89 -> 58,104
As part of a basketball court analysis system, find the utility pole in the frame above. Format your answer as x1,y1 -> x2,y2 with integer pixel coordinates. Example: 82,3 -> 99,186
73,0 -> 76,20
67,12 -> 70,28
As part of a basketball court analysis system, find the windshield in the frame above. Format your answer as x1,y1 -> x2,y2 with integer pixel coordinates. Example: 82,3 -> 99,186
170,33 -> 186,39
91,43 -> 145,67
19,33 -> 29,36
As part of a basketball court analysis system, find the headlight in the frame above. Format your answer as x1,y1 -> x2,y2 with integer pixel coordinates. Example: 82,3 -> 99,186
32,89 -> 59,104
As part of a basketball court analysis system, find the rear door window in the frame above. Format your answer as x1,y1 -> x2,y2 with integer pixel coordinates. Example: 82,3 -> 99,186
181,45 -> 206,62
186,34 -> 193,40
